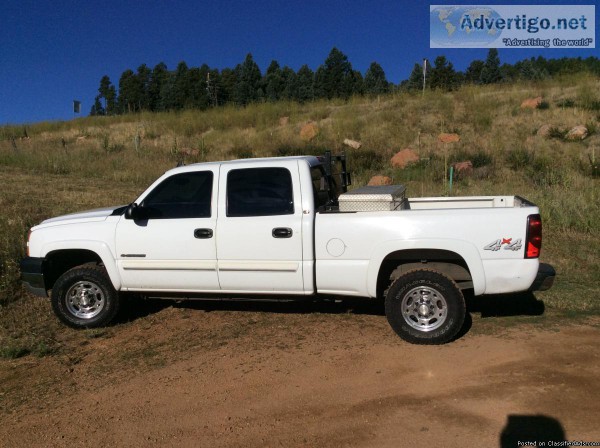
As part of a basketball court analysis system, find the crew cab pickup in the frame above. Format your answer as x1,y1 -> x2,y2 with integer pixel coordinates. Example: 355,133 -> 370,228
20,154 -> 555,344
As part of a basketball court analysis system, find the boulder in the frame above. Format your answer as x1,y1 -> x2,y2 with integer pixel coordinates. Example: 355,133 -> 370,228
453,161 -> 473,178
391,149 -> 419,169
367,175 -> 393,186
438,133 -> 460,143
521,97 -> 543,109
300,122 -> 319,141
279,116 -> 289,126
343,138 -> 362,150
537,124 -> 552,138
565,125 -> 588,141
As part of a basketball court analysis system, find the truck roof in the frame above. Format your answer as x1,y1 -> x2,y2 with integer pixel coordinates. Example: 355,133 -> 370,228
164,155 -> 322,175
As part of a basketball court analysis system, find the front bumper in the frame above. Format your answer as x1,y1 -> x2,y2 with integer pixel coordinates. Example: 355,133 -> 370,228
20,257 -> 47,297
529,263 -> 556,292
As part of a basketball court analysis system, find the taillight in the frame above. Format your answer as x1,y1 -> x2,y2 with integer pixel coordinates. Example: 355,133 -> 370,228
525,214 -> 542,258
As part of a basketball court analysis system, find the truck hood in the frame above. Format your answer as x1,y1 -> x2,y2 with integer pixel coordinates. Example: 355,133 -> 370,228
34,205 -> 127,229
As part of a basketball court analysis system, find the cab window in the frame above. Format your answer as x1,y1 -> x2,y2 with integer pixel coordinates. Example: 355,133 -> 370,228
142,171 -> 213,219
226,168 -> 294,217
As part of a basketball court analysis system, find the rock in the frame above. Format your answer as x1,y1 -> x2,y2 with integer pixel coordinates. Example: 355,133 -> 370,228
537,124 -> 552,138
453,161 -> 473,178
343,138 -> 362,150
279,116 -> 289,126
521,97 -> 543,109
367,175 -> 393,186
438,133 -> 460,143
300,122 -> 319,141
391,149 -> 419,169
565,125 -> 588,141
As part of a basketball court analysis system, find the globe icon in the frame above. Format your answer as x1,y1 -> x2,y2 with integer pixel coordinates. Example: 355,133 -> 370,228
430,6 -> 503,47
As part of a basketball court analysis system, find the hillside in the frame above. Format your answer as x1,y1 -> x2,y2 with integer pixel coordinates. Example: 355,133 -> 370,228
0,75 -> 598,356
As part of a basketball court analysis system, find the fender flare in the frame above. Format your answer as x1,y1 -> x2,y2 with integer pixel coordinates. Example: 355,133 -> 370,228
366,238 -> 486,297
42,240 -> 122,290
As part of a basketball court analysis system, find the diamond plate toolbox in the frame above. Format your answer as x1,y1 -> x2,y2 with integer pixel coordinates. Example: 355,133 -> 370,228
338,185 -> 406,212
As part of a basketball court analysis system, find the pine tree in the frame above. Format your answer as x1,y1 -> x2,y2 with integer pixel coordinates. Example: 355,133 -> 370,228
264,60 -> 284,101
314,66 -> 327,99
136,64 -> 151,110
480,48 -> 502,84
158,73 -> 176,111
106,85 -> 116,115
429,56 -> 458,91
465,60 -> 484,84
97,75 -> 116,115
295,64 -> 314,103
187,65 -> 210,109
350,70 -> 364,96
173,61 -> 191,109
90,95 -> 104,116
318,47 -> 354,99
364,62 -> 389,95
148,62 -> 169,111
280,66 -> 297,100
404,63 -> 424,91
118,69 -> 140,113
234,53 -> 262,105
218,68 -> 237,104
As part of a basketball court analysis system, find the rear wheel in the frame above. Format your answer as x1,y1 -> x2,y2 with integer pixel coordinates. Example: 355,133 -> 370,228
51,265 -> 120,328
385,269 -> 465,344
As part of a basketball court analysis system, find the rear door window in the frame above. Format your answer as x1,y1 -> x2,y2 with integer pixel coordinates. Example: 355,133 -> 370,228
226,168 -> 294,217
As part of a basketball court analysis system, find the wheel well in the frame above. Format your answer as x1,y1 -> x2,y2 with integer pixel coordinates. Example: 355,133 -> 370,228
44,250 -> 103,291
377,249 -> 472,299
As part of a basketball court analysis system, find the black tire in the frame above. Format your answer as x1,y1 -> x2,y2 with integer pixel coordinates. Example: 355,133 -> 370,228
385,269 -> 465,345
51,264 -> 120,328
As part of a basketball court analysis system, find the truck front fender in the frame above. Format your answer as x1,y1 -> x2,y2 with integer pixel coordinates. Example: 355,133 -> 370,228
42,240 -> 122,291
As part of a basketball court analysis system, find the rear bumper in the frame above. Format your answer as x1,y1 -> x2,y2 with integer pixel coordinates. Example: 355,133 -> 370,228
20,257 -> 47,297
529,263 -> 556,292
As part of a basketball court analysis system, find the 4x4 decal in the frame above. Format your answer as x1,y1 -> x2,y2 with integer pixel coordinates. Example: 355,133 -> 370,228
484,238 -> 522,252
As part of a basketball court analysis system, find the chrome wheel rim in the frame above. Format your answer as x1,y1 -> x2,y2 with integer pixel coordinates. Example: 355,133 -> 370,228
65,281 -> 106,319
401,286 -> 448,332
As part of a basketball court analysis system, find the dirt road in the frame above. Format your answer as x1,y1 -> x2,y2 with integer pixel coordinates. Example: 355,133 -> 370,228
1,299 -> 599,447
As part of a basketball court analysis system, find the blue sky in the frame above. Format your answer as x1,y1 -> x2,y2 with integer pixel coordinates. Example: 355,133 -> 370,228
0,0 -> 597,125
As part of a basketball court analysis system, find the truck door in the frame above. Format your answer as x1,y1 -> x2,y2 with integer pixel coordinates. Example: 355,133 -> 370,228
115,167 -> 220,292
216,160 -> 305,293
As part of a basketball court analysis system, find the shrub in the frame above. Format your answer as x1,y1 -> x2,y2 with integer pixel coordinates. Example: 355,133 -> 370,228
231,145 -> 254,159
506,148 -> 533,170
537,101 -> 550,110
548,127 -> 566,140
556,98 -> 575,108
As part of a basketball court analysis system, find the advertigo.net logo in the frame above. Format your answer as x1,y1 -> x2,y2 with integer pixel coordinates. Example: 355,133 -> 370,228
430,5 -> 595,48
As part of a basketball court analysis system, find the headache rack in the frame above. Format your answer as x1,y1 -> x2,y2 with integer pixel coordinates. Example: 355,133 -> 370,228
318,150 -> 352,203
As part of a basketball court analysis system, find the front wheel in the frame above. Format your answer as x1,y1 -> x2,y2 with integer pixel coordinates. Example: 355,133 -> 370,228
51,265 -> 120,328
385,269 -> 465,344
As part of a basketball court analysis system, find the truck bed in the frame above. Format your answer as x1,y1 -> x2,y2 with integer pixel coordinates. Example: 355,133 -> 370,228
405,195 -> 534,210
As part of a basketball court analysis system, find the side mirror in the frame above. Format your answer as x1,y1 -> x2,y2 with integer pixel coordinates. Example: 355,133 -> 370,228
124,203 -> 139,220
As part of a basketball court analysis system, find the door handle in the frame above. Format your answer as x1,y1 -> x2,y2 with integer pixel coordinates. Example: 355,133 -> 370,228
272,227 -> 293,238
194,228 -> 213,239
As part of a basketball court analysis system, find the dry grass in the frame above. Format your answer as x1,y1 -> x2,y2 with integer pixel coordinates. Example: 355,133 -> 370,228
0,74 -> 598,357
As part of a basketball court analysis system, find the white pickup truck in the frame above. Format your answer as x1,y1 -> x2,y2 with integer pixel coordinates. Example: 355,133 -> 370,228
20,154 -> 554,344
